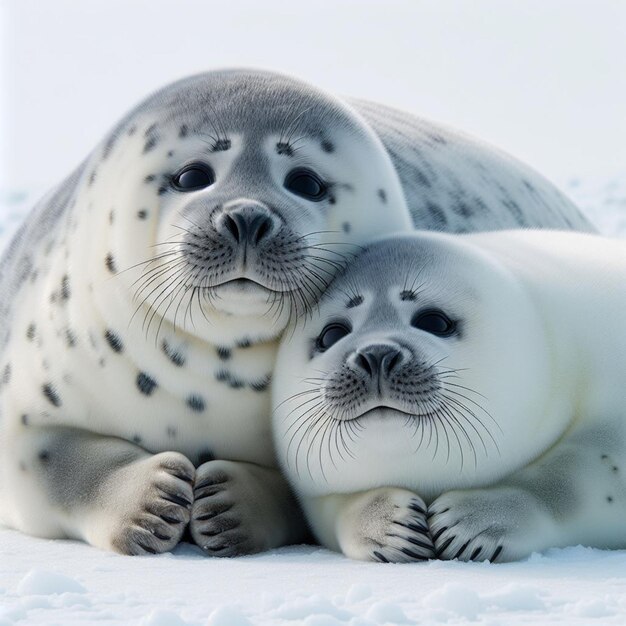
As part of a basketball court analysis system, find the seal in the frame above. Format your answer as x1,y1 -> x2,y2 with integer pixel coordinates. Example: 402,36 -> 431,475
272,229 -> 626,563
0,68 -> 591,556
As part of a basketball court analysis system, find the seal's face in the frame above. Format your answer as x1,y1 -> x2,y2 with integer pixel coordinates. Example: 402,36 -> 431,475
100,71 -> 411,346
273,233 -> 552,499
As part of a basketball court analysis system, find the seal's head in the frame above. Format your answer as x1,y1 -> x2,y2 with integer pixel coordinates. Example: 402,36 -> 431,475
82,69 -> 411,346
273,232 -> 556,500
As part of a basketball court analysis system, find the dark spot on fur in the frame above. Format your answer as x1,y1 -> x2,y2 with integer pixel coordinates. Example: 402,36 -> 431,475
166,426 -> 177,438
229,377 -> 245,389
400,290 -> 417,301
613,466 -> 619,473
167,150 -> 174,158
215,369 -> 244,390
143,137 -> 157,153
137,209 -> 148,220
99,358 -> 106,368
105,253 -> 117,274
321,140 -> 334,153
426,202 -> 448,229
136,372 -> 157,396
144,175 -> 156,183
608,496 -> 614,503
328,195 -> 336,205
187,394 -> 206,412
162,339 -> 185,367
601,454 -> 609,460
216,346 -> 231,361
236,338 -> 251,349
413,168 -> 432,188
144,123 -> 158,136
2,363 -> 11,384
104,330 -> 124,353
42,383 -> 61,407
132,434 -> 142,445
102,135 -> 116,159
128,125 -> 137,136
342,222 -> 351,233
19,461 -> 27,472
60,275 -> 70,301
65,329 -> 77,348
250,376 -> 271,393
21,414 -> 29,426
377,189 -> 387,203
347,295 -> 363,308
88,170 -> 97,186
196,449 -> 214,466
429,133 -> 447,145
157,185 -> 168,196
453,201 -> 474,218
179,124 -> 188,138
212,139 -> 231,152
38,450 -> 50,463
276,142 -> 293,156
109,210 -> 115,225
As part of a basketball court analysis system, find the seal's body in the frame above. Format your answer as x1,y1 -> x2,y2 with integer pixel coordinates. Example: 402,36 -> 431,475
0,69 -> 591,555
273,230 -> 626,563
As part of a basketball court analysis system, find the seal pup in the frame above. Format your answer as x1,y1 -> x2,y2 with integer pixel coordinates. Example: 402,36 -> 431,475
273,230 -> 626,562
0,68 -> 591,556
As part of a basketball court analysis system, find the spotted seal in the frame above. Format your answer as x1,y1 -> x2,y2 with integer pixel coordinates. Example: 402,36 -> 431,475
272,229 -> 626,563
0,69 -> 592,555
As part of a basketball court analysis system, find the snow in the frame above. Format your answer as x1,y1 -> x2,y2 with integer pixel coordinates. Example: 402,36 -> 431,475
5,530 -> 626,625
2,2 -> 626,624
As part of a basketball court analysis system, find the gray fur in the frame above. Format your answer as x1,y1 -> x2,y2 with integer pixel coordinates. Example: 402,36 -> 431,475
351,98 -> 592,233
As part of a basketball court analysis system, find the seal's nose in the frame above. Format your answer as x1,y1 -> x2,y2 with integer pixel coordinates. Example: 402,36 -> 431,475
218,204 -> 275,246
351,344 -> 404,379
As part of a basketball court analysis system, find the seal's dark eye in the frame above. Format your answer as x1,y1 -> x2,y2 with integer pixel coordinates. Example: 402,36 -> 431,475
316,322 -> 351,351
284,168 -> 327,201
412,309 -> 456,337
172,163 -> 215,191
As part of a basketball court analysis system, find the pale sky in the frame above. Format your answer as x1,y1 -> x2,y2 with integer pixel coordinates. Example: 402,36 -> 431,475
2,0 -> 625,190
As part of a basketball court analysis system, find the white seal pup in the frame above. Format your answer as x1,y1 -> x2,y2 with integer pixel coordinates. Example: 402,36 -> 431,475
273,230 -> 626,563
0,68 -> 591,556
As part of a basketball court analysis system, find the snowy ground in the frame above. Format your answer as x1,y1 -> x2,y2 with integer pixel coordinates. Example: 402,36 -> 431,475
0,177 -> 625,626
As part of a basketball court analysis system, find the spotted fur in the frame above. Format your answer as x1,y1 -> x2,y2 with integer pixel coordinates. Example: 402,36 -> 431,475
0,70 -> 592,556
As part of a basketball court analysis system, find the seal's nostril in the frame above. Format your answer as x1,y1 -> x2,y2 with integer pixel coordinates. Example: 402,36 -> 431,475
223,214 -> 242,243
382,350 -> 402,376
250,215 -> 273,245
354,353 -> 374,377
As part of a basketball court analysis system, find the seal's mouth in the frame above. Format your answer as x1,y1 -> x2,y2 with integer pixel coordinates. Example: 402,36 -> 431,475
212,276 -> 303,295
216,277 -> 269,290
350,405 -> 417,422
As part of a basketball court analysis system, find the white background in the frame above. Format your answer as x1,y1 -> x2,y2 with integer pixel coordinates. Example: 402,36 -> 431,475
1,0 -> 626,190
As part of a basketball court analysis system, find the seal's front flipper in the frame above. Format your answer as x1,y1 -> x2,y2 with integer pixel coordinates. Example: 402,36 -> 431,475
429,436 -> 626,562
302,488 -> 435,562
189,459 -> 309,556
3,425 -> 195,554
